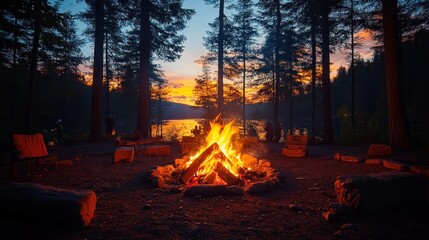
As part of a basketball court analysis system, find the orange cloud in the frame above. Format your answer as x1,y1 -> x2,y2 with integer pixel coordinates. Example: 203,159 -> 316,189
166,75 -> 197,106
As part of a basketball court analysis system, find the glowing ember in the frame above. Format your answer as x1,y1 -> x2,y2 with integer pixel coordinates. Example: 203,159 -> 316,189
182,115 -> 244,185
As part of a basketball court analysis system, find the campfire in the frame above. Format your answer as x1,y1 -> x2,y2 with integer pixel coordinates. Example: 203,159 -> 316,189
148,115 -> 280,196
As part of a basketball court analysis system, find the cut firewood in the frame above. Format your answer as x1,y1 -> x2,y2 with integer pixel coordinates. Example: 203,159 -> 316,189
180,142 -> 219,184
216,162 -> 242,186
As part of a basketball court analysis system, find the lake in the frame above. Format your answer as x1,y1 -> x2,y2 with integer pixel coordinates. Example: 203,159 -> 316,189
149,119 -> 288,142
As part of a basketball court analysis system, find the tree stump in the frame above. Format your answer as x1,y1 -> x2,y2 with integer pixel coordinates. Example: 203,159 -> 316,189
113,147 -> 134,163
0,183 -> 97,228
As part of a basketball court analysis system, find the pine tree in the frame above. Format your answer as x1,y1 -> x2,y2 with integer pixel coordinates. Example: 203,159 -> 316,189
123,0 -> 194,138
381,0 -> 411,148
231,0 -> 258,135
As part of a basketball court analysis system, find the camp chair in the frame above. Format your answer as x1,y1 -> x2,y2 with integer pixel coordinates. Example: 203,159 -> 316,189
11,133 -> 57,174
281,135 -> 309,157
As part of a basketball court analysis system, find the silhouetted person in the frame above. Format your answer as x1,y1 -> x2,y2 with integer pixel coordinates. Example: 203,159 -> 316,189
248,125 -> 257,138
274,123 -> 282,142
264,122 -> 274,142
191,125 -> 201,137
105,115 -> 115,137
55,119 -> 63,143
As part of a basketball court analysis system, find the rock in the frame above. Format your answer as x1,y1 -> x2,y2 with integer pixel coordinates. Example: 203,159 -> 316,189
368,144 -> 391,156
340,155 -> 363,163
322,211 -> 338,222
142,204 -> 152,210
335,171 -> 427,212
382,160 -> 409,171
244,181 -> 275,194
241,154 -> 258,168
334,153 -> 342,161
57,160 -> 73,167
156,165 -> 175,178
174,158 -> 187,168
258,160 -> 271,167
410,165 -> 429,177
288,204 -> 300,211
151,176 -> 165,188
113,147 -> 134,163
0,183 -> 97,228
365,159 -> 383,165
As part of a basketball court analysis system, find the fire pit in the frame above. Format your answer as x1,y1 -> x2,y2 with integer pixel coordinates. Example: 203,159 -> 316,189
148,115 -> 280,196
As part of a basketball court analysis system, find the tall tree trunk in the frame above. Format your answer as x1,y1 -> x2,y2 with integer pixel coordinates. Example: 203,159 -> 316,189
136,0 -> 151,138
273,0 -> 281,140
321,0 -> 333,143
217,0 -> 224,114
11,8 -> 18,135
25,0 -> 42,133
89,0 -> 104,141
381,0 -> 411,148
310,0 -> 317,138
350,0 -> 356,131
105,28 -> 110,116
289,61 -> 293,131
242,18 -> 246,136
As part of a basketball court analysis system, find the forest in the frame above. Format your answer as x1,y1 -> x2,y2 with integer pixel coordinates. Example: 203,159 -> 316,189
0,0 -> 428,149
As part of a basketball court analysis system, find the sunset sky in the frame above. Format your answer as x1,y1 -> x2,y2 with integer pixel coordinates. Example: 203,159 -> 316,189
61,0 -> 375,106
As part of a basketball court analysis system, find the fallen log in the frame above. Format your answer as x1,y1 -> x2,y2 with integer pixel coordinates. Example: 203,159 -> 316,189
0,183 -> 97,228
335,171 -> 427,212
216,162 -> 242,186
180,142 -> 219,184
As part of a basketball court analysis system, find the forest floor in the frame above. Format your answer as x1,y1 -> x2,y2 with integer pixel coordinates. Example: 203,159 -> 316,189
1,140 -> 429,240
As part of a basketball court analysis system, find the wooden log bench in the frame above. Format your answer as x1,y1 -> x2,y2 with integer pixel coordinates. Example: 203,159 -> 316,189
335,171 -> 427,212
135,145 -> 171,156
281,135 -> 309,157
113,146 -> 134,163
11,133 -> 57,174
0,183 -> 97,228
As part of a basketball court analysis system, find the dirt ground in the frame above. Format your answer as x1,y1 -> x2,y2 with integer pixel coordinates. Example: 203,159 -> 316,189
1,141 -> 429,240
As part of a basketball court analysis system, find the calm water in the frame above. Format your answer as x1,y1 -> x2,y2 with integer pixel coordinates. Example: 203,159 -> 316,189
150,119 -> 277,142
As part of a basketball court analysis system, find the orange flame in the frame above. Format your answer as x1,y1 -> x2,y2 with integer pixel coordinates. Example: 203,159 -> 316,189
186,114 -> 243,180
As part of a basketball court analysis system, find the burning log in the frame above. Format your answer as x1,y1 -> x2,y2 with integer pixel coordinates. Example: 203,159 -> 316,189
180,142 -> 219,184
216,162 -> 242,186
203,171 -> 217,184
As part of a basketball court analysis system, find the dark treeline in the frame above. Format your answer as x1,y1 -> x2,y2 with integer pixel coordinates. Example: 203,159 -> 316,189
193,0 -> 428,148
0,0 -> 428,149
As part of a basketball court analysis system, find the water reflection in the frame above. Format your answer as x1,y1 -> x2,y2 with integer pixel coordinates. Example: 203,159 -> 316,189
151,119 -> 277,142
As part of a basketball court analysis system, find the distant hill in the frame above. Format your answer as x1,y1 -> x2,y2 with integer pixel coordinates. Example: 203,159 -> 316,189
161,101 -> 204,119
